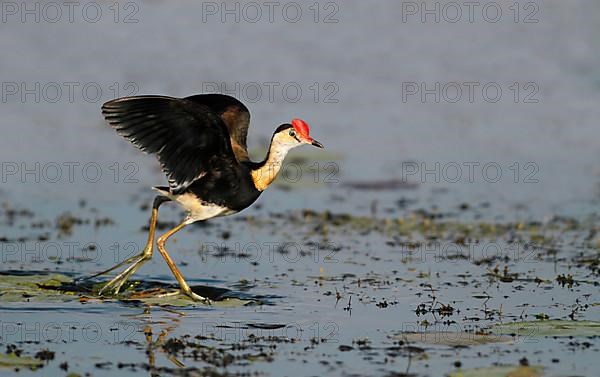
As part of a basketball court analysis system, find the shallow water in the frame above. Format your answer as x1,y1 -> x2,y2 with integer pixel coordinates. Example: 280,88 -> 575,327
1,1 -> 600,376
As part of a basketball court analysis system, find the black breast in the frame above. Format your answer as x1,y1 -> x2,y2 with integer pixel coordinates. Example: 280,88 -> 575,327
186,162 -> 262,212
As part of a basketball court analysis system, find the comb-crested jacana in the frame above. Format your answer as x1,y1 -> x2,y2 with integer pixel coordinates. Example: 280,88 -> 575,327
92,94 -> 323,303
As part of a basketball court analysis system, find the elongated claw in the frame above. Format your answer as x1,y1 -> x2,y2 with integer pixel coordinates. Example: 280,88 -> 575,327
98,254 -> 149,296
76,254 -> 139,283
159,289 -> 211,305
185,290 -> 211,305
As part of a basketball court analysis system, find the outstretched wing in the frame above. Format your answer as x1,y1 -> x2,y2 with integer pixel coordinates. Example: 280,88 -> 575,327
184,94 -> 251,161
102,95 -> 239,194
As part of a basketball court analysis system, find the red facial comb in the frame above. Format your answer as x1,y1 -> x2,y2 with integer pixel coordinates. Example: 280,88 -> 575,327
291,119 -> 310,139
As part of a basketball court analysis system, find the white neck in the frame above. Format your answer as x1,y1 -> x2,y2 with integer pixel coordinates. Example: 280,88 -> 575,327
250,137 -> 296,191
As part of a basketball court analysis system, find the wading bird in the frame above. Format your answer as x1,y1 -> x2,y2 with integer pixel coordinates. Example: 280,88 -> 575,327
92,94 -> 323,303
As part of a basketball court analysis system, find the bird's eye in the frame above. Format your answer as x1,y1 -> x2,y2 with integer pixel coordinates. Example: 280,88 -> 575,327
289,130 -> 296,137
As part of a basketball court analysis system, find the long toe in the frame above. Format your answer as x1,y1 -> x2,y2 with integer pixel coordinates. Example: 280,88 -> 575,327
98,277 -> 132,297
98,283 -> 112,296
84,254 -> 141,282
97,255 -> 149,296
98,274 -> 128,296
98,279 -> 120,296
184,290 -> 211,305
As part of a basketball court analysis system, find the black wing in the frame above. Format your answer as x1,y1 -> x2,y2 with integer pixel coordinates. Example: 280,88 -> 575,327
184,94 -> 251,161
102,95 -> 239,194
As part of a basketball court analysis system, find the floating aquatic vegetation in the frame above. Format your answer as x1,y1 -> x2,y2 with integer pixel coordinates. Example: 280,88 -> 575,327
490,320 -> 600,337
0,353 -> 44,371
392,331 -> 511,347
0,271 -> 77,303
447,365 -> 543,377
0,271 -> 260,307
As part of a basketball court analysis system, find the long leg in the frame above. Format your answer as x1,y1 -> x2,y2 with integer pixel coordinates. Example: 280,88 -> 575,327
156,221 -> 209,303
96,196 -> 170,295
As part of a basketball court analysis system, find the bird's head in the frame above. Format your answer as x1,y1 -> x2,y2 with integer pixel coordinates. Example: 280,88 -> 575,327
272,119 -> 324,151
252,118 -> 324,191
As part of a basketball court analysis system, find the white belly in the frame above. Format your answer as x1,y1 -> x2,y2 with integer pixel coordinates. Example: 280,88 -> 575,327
153,188 -> 237,223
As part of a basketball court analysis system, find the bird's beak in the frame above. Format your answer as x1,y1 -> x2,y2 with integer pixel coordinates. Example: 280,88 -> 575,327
310,139 -> 324,148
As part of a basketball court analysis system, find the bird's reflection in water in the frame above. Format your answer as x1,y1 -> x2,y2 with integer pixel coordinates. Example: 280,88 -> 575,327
138,306 -> 186,376
144,325 -> 185,374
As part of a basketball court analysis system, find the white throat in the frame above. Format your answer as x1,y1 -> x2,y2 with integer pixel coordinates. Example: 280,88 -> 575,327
250,136 -> 297,191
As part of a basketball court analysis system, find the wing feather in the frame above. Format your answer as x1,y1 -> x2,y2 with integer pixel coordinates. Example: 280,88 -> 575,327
184,94 -> 251,161
102,95 -> 239,194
